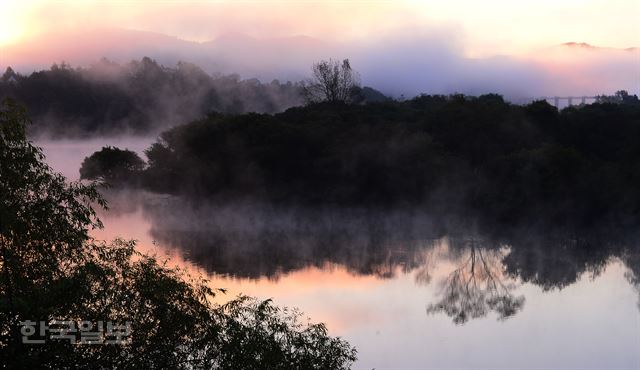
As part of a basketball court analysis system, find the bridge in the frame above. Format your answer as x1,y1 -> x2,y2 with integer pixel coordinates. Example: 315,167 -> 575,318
539,96 -> 598,108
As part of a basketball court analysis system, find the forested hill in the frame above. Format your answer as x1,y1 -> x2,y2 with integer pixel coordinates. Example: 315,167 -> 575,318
0,57 -> 306,137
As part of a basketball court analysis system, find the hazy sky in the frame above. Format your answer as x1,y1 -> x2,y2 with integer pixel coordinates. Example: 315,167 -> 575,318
1,0 -> 638,98
1,0 -> 638,55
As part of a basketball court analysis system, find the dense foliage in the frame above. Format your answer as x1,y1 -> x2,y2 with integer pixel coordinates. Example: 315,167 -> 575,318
0,99 -> 356,369
0,58 -> 305,137
0,59 -> 388,138
104,92 -> 640,229
79,146 -> 145,184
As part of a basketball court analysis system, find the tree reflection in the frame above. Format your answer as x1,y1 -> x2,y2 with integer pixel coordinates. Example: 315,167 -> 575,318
500,236 -> 611,291
427,240 -> 524,324
102,192 -> 640,321
140,198 -> 442,280
622,248 -> 640,310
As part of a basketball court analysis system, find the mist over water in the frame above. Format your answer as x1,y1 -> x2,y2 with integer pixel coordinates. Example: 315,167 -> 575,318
6,1 -> 640,367
34,139 -> 640,368
37,137 -> 154,180
96,189 -> 640,369
23,44 -> 639,368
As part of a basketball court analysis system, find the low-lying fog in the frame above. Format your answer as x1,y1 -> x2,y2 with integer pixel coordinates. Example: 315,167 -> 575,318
34,137 -> 640,370
36,137 -> 154,180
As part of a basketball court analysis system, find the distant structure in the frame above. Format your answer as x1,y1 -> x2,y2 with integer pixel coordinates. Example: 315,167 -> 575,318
514,91 -> 638,108
540,96 -> 598,108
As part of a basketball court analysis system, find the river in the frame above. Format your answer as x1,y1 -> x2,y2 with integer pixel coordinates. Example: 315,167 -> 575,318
38,139 -> 640,370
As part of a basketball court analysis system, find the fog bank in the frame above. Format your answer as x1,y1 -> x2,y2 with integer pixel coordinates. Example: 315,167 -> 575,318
3,27 -> 638,100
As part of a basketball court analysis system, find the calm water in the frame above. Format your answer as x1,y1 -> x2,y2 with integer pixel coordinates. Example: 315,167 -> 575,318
40,140 -> 640,370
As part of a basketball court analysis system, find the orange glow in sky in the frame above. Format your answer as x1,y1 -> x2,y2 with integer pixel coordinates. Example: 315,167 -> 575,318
1,0 -> 638,54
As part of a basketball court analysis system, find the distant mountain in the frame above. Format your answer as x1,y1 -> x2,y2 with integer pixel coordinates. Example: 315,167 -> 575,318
515,41 -> 640,97
559,42 -> 638,52
561,42 -> 599,49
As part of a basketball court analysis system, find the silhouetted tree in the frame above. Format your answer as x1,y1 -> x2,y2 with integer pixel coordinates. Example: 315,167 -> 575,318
302,59 -> 360,103
596,90 -> 640,105
1,67 -> 18,84
79,146 -> 145,184
0,99 -> 357,369
0,58 -> 305,137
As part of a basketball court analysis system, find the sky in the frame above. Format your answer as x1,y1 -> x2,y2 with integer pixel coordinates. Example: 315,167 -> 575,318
0,0 -> 638,98
1,0 -> 638,55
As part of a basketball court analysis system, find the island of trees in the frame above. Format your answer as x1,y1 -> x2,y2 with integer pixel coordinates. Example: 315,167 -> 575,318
82,90 -> 640,230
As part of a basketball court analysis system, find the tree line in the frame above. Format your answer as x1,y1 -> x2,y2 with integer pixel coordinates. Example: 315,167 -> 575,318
82,91 -> 640,229
0,58 -> 305,137
0,58 -> 388,138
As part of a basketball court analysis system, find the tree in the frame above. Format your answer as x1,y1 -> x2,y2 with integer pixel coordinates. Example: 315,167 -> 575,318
302,59 -> 360,104
0,99 -> 357,369
0,58 -> 305,138
0,97 -> 106,365
595,90 -> 640,105
79,146 -> 145,184
1,67 -> 18,83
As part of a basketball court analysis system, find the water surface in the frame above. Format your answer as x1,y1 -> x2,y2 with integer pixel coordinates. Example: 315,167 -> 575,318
40,141 -> 640,370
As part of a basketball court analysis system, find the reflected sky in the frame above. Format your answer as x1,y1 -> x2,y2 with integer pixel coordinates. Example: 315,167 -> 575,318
90,191 -> 640,370
39,142 -> 640,369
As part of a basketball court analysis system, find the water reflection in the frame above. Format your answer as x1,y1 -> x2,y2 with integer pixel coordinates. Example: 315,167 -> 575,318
623,250 -> 640,310
427,239 -> 525,324
142,196 -> 445,280
37,136 -> 640,368
102,191 -> 640,324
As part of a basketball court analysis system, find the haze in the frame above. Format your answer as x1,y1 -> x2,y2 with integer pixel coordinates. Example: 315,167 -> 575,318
1,1 -> 639,98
